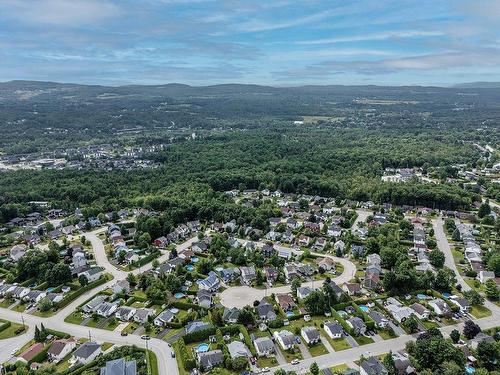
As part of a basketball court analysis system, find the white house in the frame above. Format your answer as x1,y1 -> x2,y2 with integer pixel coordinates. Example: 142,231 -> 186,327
301,326 -> 320,345
71,342 -> 101,365
428,299 -> 451,316
253,337 -> 275,357
81,267 -> 103,283
477,270 -> 495,284
273,330 -> 296,350
47,338 -> 77,363
324,321 -> 343,339
154,310 -> 175,326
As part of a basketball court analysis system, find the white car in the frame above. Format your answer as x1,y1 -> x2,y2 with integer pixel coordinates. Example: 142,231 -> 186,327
11,348 -> 19,356
262,367 -> 270,373
291,359 -> 300,365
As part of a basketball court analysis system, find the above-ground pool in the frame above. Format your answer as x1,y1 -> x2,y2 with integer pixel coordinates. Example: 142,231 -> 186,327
359,305 -> 369,312
174,292 -> 186,299
417,294 -> 428,300
196,343 -> 210,353
465,365 -> 475,374
286,311 -> 294,317
191,257 -> 199,263
186,265 -> 194,271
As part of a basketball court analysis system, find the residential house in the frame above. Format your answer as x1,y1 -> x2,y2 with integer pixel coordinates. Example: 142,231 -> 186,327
277,247 -> 292,260
198,271 -> 220,292
197,350 -> 223,371
192,242 -> 208,253
334,240 -> 345,254
298,235 -> 311,247
227,341 -> 250,359
477,270 -> 495,284
273,330 -> 296,350
343,283 -> 362,296
297,286 -> 313,300
276,293 -> 296,310
256,299 -> 277,321
261,244 -> 275,257
363,273 -> 380,291
48,338 -> 77,363
314,237 -> 327,250
24,290 -> 46,304
470,332 -> 495,350
409,303 -> 430,320
347,317 -> 367,336
327,225 -> 342,238
301,326 -> 320,345
240,266 -> 256,285
154,310 -> 175,327
324,321 -> 343,339
115,307 -> 136,321
253,337 -> 275,357
264,266 -> 278,284
100,358 -> 137,375
222,307 -> 240,324
386,304 -> 414,323
153,237 -> 169,248
351,245 -> 366,257
186,321 -> 213,335
368,311 -> 389,329
10,244 -> 27,261
18,343 -> 45,363
450,297 -> 470,313
196,289 -> 212,309
112,280 -> 131,295
71,342 -> 102,365
81,267 -> 103,283
133,308 -> 155,324
428,299 -> 451,317
96,302 -> 119,318
360,357 -> 388,375
316,257 -> 335,272
392,351 -> 415,375
284,264 -> 299,282
220,268 -> 238,283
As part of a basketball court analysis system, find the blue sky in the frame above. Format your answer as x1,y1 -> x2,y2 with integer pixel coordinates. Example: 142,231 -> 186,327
1,0 -> 499,86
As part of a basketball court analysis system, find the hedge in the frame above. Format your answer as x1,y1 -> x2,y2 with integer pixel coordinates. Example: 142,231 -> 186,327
28,344 -> 50,365
20,278 -> 36,287
330,308 -> 353,335
179,338 -> 196,370
0,321 -> 11,333
45,328 -> 70,338
238,325 -> 257,356
54,275 -> 110,309
168,300 -> 207,311
183,327 -> 216,344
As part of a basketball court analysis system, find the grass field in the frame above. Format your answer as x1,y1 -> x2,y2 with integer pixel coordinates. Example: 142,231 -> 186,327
379,329 -> 397,340
0,321 -> 25,340
330,338 -> 351,351
64,311 -> 85,325
470,305 -> 492,319
256,356 -> 278,368
308,342 -> 329,357
329,364 -> 348,374
354,335 -> 374,346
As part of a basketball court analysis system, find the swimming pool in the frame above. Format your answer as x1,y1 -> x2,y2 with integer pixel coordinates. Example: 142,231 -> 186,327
196,343 -> 210,353
442,293 -> 451,299
465,365 -> 475,374
417,294 -> 428,300
359,305 -> 369,312
186,264 -> 194,271
286,311 -> 294,317
337,310 -> 348,317
174,292 -> 186,299
191,257 -> 199,263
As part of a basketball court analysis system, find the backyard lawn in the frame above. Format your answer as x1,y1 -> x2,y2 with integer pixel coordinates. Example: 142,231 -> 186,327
256,356 -> 278,368
329,338 -> 351,351
379,329 -> 397,340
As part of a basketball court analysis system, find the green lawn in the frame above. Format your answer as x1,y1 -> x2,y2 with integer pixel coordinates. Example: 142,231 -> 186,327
354,335 -> 374,346
147,349 -> 159,375
103,319 -> 120,331
54,353 -> 73,372
329,364 -> 348,374
0,321 -> 25,340
330,338 -> 351,351
86,317 -> 105,328
308,343 -> 329,357
470,305 -> 492,319
122,322 -> 140,334
0,299 -> 13,308
379,329 -> 397,340
12,303 -> 26,312
101,342 -> 114,351
278,347 -> 302,363
256,356 -> 278,368
173,341 -> 190,375
64,311 -> 84,325
422,320 -> 439,329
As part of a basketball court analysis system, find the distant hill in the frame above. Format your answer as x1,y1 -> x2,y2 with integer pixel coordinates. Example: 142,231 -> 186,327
453,82 -> 500,89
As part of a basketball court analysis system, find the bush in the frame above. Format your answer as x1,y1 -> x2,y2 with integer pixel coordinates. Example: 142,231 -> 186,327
183,327 -> 216,344
0,321 -> 11,333
54,276 -> 109,309
179,339 -> 196,370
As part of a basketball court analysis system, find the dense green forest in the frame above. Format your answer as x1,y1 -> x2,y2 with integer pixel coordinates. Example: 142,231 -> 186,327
0,81 -> 498,224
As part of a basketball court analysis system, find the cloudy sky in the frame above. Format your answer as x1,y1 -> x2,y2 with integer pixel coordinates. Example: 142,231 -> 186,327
1,0 -> 499,86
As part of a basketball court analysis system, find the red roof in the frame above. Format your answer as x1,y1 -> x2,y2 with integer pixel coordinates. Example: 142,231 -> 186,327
21,343 -> 44,362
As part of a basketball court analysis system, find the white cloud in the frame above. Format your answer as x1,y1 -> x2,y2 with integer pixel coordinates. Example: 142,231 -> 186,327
296,30 -> 444,45
1,0 -> 121,26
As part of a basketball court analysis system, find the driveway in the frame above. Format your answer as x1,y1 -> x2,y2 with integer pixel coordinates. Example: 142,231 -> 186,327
297,341 -> 312,359
344,335 -> 358,348
388,322 -> 405,336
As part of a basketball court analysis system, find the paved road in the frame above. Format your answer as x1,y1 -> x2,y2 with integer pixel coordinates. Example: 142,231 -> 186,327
0,227 -> 196,375
220,244 -> 356,308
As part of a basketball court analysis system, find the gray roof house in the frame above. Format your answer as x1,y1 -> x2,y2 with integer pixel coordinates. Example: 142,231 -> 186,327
100,358 -> 137,375
197,350 -> 223,371
360,357 -> 388,375
227,341 -> 250,359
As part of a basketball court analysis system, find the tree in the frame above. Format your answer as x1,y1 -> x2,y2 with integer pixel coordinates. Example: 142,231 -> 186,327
309,362 -> 319,375
127,272 -> 137,287
237,306 -> 255,326
429,249 -> 445,268
434,268 -> 456,292
45,263 -> 71,286
304,291 -> 327,316
34,325 -> 42,342
463,320 -> 481,340
463,289 -> 484,306
484,279 -> 499,300
291,278 -> 301,297
256,269 -> 263,286
78,274 -> 88,287
383,351 -> 397,375
118,250 -> 126,263
478,203 -> 491,218
487,254 -> 500,277
38,297 -> 52,312
403,316 -> 419,334
439,361 -> 465,375
476,341 -> 499,370
450,329 -> 460,344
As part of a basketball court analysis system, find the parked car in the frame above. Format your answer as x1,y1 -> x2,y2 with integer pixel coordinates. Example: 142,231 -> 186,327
291,359 -> 300,365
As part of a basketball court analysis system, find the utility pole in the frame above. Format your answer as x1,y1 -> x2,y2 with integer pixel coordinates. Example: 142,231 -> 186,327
88,330 -> 92,342
21,315 -> 25,329
144,336 -> 151,375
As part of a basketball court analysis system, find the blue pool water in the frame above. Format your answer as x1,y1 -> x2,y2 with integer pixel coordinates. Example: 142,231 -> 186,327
465,365 -> 475,374
442,293 -> 451,299
196,343 -> 209,353
359,305 -> 369,312
337,310 -> 348,317
417,294 -> 427,300
191,257 -> 199,263
174,292 -> 186,299
286,311 -> 294,317
186,265 -> 194,271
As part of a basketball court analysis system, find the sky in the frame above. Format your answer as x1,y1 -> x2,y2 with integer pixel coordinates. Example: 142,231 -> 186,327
1,0 -> 500,86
